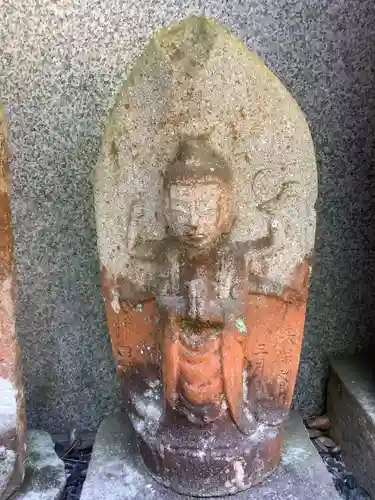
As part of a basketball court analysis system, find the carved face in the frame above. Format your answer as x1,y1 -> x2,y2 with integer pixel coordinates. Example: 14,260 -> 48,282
165,181 -> 228,249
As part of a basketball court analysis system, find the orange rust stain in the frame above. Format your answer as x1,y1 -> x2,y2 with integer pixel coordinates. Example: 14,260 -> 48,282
222,328 -> 246,423
163,331 -> 180,407
0,300 -> 18,380
0,113 -> 18,382
102,259 -> 310,412
164,329 -> 224,407
244,259 -> 310,407
0,113 -> 26,492
0,117 -> 13,281
244,295 -> 306,407
101,269 -> 157,371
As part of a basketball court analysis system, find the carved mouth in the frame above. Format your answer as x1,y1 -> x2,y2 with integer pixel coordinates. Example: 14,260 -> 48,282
184,235 -> 207,247
184,231 -> 205,239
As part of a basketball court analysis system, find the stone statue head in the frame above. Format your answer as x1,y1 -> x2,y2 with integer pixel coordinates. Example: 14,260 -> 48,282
163,138 -> 235,250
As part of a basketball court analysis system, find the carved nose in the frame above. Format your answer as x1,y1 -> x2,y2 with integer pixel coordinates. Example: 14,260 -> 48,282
188,210 -> 199,229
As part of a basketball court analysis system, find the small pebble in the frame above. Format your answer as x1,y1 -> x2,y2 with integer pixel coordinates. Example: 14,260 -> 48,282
344,473 -> 357,490
305,414 -> 330,431
313,435 -> 340,454
316,444 -> 372,500
349,487 -> 372,500
308,428 -> 325,438
57,446 -> 92,500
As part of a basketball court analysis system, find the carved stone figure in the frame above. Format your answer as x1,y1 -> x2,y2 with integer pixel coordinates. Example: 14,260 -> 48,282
95,16 -> 317,497
0,107 -> 26,499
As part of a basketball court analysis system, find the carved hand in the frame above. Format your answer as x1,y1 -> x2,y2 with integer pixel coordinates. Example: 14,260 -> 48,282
127,200 -> 145,253
187,278 -> 207,320
184,280 -> 223,324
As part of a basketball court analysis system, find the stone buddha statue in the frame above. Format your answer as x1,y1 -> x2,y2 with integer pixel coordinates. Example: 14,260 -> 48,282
95,15 -> 317,498
123,137 -> 290,434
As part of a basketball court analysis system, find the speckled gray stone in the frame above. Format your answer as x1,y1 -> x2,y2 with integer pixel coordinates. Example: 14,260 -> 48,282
95,15 -> 317,300
13,430 -> 66,500
80,411 -> 341,500
328,356 -> 375,499
1,1 -> 375,432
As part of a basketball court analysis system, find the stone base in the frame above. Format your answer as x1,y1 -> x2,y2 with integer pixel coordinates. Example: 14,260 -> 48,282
0,378 -> 25,500
328,355 -> 375,499
136,414 -> 282,496
0,445 -> 17,500
10,431 -> 66,499
80,411 -> 341,500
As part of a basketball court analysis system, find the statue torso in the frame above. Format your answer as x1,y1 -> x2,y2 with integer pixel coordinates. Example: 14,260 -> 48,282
157,242 -> 249,323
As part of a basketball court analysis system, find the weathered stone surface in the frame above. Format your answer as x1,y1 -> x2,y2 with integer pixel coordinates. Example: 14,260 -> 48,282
2,0 -> 375,433
80,411 -> 340,500
0,108 -> 26,499
327,356 -> 375,499
94,17 -> 316,495
95,16 -> 317,296
13,431 -> 66,500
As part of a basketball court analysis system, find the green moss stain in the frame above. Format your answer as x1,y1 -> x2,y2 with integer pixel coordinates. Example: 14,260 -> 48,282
236,316 -> 247,334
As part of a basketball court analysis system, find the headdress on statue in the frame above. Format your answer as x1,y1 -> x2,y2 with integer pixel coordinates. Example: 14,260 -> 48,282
163,137 -> 233,187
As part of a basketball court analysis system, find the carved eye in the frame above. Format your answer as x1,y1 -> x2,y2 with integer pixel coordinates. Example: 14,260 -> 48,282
203,208 -> 216,216
170,200 -> 189,213
172,209 -> 189,220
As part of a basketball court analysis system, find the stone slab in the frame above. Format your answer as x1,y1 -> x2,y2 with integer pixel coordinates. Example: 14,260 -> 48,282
327,355 -> 375,499
80,412 -> 340,500
2,0 -> 375,433
11,431 -> 66,500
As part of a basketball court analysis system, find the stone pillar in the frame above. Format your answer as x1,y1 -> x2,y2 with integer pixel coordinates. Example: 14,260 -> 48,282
0,107 -> 26,499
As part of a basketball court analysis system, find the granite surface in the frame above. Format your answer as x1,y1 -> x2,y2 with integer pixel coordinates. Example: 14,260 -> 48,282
327,356 -> 375,499
1,1 -> 375,433
13,430 -> 66,500
80,411 -> 341,500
